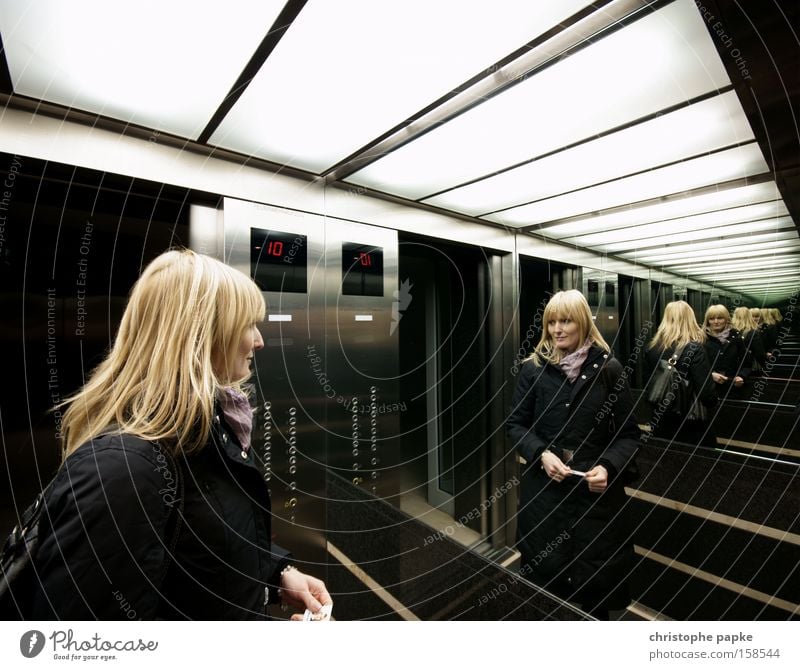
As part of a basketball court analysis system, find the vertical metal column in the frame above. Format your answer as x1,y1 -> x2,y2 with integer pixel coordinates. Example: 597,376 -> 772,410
218,197 -> 328,570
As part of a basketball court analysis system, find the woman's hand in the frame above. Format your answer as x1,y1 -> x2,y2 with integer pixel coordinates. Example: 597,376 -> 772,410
540,449 -> 571,483
712,372 -> 728,384
585,465 -> 608,494
733,376 -> 744,387
280,568 -> 333,621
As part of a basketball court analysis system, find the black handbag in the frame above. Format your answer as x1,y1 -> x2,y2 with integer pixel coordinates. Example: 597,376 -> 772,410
646,345 -> 707,422
0,441 -> 184,620
646,345 -> 685,407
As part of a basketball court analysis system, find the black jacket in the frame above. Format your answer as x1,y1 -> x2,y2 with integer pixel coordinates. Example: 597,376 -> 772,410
704,328 -> 749,380
741,328 -> 767,369
29,412 -> 290,620
507,346 -> 640,611
761,323 -> 779,352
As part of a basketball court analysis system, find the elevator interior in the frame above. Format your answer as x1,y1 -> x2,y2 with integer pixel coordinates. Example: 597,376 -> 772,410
2,153 -> 795,622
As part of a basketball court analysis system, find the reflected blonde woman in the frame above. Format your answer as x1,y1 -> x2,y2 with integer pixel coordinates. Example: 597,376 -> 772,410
703,304 -> 745,390
645,301 -> 717,446
732,306 -> 767,370
755,307 -> 779,351
508,289 -> 639,618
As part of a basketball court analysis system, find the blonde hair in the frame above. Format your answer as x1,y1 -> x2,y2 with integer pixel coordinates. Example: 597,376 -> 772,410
731,306 -> 758,334
649,300 -> 706,351
771,308 -> 783,323
59,249 -> 265,459
760,309 -> 776,326
531,289 -> 609,366
703,304 -> 731,331
750,307 -> 761,323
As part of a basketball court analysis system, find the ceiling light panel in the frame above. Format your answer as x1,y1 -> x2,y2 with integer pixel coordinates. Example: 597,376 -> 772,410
348,0 -> 731,199
0,0 -> 287,139
208,0 -> 593,172
579,217 -> 795,252
719,282 -> 799,288
561,202 -> 789,246
488,144 -> 769,227
536,182 -> 782,238
626,239 -> 800,264
423,91 -> 753,215
721,283 -> 798,292
626,230 -> 799,255
670,257 -> 800,274
695,269 -> 799,282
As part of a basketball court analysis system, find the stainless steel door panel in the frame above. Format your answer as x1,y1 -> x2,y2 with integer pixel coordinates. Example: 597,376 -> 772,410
324,221 -> 399,500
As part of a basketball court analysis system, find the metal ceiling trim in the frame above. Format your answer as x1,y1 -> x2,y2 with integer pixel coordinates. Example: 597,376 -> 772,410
196,0 -> 309,144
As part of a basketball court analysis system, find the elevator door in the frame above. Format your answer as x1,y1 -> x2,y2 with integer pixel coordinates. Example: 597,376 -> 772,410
398,238 -> 501,535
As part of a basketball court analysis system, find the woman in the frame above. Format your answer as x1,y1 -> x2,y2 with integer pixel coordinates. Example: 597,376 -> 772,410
731,306 -> 767,374
507,290 -> 640,619
645,301 -> 717,447
702,305 -> 746,398
750,307 -> 773,353
29,250 -> 332,619
760,308 -> 780,354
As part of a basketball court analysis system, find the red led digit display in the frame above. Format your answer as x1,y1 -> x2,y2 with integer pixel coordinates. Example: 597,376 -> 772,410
251,228 -> 308,293
342,242 -> 383,297
266,240 -> 284,257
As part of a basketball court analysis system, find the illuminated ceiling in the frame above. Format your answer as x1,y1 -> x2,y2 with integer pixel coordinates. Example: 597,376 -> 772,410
0,0 -> 797,301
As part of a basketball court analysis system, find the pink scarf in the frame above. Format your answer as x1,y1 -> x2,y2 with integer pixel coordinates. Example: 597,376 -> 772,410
713,327 -> 731,344
558,340 -> 592,382
217,387 -> 253,452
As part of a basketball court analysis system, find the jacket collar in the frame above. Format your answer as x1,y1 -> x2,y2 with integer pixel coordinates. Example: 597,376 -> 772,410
564,345 -> 611,401
211,408 -> 262,473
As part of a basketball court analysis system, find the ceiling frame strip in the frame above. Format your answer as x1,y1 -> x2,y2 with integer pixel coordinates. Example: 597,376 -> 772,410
197,0 -> 309,144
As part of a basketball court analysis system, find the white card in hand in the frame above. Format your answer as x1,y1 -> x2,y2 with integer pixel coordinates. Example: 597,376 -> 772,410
303,604 -> 333,621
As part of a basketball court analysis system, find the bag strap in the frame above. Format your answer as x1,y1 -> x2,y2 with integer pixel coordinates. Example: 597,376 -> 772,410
667,344 -> 687,367
1,474 -> 57,566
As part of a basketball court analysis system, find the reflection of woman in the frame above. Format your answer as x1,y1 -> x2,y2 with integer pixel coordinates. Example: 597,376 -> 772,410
507,290 -> 639,619
30,250 -> 331,619
759,308 -> 780,354
645,301 -> 717,447
731,306 -> 767,374
703,305 -> 746,398
750,307 -> 777,356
